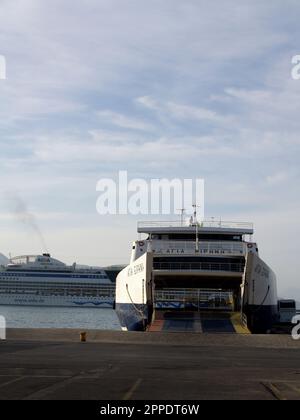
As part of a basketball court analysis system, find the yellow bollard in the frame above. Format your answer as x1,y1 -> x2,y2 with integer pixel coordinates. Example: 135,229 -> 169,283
80,332 -> 87,342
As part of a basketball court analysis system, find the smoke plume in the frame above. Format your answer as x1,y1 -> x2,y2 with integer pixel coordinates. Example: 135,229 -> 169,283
9,194 -> 48,253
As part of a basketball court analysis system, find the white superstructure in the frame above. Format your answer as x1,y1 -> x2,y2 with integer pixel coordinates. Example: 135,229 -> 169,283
0,254 -> 115,308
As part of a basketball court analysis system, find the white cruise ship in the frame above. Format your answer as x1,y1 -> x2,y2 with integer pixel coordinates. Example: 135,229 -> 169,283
0,254 -> 115,308
116,216 -> 279,334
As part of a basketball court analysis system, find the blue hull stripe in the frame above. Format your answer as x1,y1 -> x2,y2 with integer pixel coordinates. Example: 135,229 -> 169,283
73,301 -> 113,307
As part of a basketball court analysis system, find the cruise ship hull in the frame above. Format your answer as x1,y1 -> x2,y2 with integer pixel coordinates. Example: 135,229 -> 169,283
0,294 -> 114,308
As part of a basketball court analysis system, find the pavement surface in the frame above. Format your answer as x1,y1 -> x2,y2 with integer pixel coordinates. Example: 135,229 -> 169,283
0,329 -> 300,400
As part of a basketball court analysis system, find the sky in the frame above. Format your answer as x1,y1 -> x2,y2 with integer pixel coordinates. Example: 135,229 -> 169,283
0,0 -> 300,299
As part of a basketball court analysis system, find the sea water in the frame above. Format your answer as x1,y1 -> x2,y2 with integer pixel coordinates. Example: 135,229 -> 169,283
0,305 -> 121,330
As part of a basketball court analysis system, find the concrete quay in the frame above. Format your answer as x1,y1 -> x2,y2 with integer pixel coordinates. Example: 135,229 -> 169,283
0,329 -> 299,400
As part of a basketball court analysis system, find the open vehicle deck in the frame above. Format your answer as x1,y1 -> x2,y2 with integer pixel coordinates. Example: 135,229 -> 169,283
148,310 -> 251,334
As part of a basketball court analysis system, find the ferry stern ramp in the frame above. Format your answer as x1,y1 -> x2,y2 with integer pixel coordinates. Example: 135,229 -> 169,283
150,259 -> 249,334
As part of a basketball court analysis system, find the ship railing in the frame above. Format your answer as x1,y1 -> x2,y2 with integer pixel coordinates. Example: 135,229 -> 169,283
153,261 -> 244,273
138,220 -> 253,230
150,240 -> 246,255
154,288 -> 234,310
74,268 -> 107,273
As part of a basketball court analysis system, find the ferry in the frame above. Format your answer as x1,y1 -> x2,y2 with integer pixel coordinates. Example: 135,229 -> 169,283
115,214 -> 279,334
0,254 -> 115,308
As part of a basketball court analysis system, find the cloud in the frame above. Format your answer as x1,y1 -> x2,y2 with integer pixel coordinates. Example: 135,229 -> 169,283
96,110 -> 154,131
136,96 -> 160,111
166,101 -> 222,121
0,0 -> 300,294
266,171 -> 291,186
224,88 -> 272,103
137,96 -> 233,124
30,133 -> 195,164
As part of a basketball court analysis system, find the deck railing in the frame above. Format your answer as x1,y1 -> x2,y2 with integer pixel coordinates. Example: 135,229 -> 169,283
138,220 -> 253,230
154,288 -> 234,310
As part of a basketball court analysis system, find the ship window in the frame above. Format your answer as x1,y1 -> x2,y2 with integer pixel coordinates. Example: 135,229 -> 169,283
279,301 -> 296,309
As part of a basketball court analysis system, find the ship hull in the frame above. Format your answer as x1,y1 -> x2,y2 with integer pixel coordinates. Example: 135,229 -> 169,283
0,294 -> 114,308
115,253 -> 154,331
243,304 -> 279,333
116,251 -> 279,333
242,253 -> 279,333
115,303 -> 148,331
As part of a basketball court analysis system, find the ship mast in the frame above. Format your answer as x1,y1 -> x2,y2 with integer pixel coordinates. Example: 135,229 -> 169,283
192,204 -> 201,253
177,208 -> 186,227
